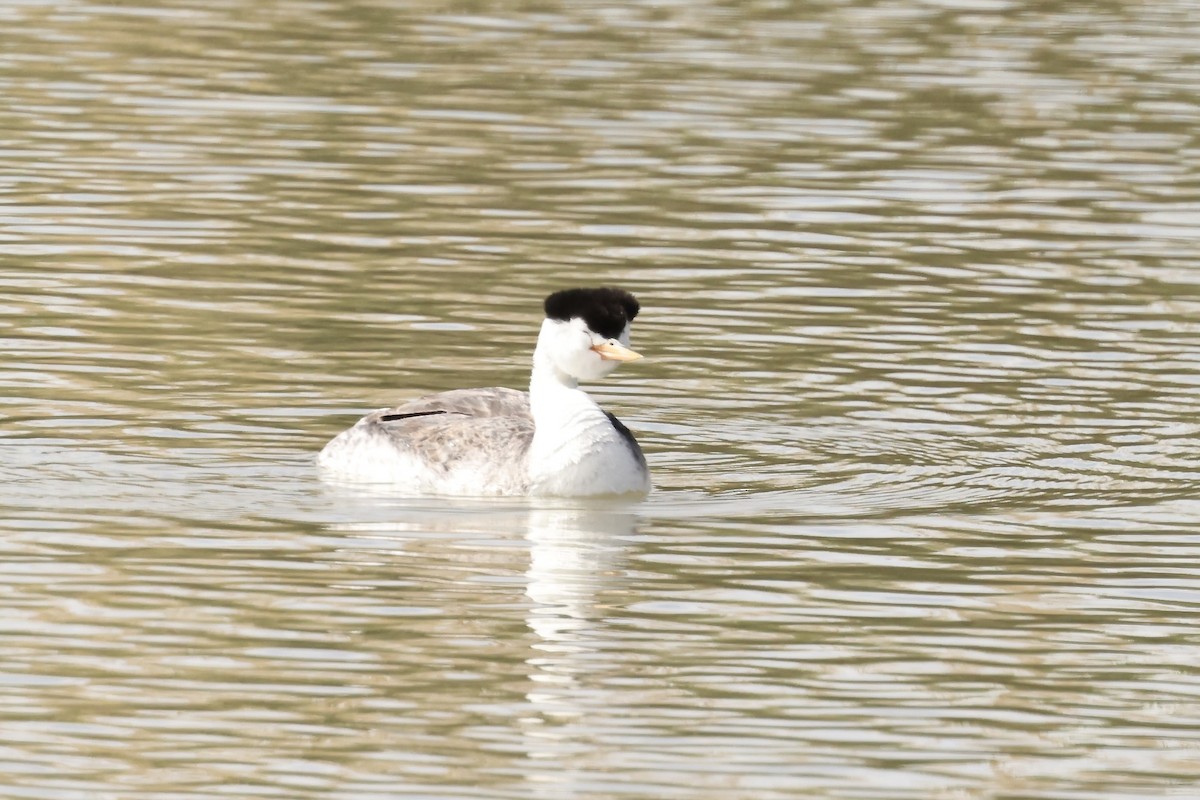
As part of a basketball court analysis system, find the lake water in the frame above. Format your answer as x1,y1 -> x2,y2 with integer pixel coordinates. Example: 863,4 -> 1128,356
5,0 -> 1200,797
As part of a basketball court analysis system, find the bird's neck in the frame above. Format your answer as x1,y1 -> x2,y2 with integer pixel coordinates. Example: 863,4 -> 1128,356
527,347 -> 623,494
525,330 -> 646,495
528,346 -> 597,425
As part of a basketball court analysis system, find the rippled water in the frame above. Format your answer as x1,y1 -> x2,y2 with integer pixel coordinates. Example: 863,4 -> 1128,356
5,0 -> 1200,797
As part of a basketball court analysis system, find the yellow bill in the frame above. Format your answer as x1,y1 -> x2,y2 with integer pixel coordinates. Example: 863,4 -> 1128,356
591,342 -> 643,362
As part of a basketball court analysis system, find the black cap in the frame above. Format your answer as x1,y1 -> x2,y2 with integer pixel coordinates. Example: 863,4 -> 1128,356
543,287 -> 640,340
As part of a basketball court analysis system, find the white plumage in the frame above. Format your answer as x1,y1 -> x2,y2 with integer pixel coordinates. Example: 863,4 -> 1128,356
317,288 -> 650,497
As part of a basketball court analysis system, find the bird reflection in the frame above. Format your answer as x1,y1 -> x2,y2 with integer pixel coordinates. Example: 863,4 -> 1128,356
521,505 -> 638,797
319,490 -> 639,795
525,506 -> 635,673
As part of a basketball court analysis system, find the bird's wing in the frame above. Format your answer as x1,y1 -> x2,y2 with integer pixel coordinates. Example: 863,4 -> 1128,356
365,387 -> 530,423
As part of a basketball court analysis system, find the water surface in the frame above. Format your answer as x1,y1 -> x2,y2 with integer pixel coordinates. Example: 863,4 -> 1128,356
5,0 -> 1200,797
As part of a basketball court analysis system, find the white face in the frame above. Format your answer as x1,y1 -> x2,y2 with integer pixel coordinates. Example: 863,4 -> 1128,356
540,317 -> 632,381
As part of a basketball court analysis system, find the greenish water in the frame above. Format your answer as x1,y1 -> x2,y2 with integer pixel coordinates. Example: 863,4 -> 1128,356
5,1 -> 1200,797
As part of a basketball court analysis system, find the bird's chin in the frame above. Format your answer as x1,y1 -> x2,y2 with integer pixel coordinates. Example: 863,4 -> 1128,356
567,361 -> 618,383
590,359 -> 624,380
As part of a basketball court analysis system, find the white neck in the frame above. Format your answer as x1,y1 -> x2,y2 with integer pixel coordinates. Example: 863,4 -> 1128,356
528,326 -> 603,432
526,321 -> 629,494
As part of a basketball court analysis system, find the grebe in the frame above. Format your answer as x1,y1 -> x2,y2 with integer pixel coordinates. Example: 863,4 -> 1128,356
317,287 -> 649,497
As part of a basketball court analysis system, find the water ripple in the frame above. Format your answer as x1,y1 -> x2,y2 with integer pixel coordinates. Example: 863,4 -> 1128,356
4,0 -> 1200,798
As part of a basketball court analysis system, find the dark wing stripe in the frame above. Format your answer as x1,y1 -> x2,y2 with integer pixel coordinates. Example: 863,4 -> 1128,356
380,410 -> 449,422
603,411 -> 647,468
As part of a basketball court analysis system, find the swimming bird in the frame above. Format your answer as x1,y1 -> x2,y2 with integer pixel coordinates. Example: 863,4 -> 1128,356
317,287 -> 650,497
